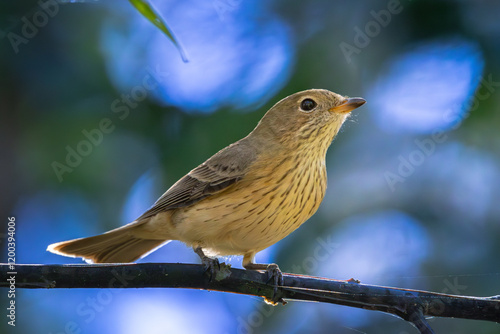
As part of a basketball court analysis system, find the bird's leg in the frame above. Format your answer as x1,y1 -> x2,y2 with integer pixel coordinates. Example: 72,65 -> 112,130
194,247 -> 220,281
243,254 -> 284,304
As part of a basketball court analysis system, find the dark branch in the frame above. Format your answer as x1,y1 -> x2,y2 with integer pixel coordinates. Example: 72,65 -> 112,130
1,263 -> 499,333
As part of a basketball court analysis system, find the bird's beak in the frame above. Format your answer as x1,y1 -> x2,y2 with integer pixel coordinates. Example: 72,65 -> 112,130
328,97 -> 366,114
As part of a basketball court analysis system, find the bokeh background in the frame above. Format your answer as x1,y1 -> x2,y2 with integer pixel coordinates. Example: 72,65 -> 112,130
1,0 -> 500,333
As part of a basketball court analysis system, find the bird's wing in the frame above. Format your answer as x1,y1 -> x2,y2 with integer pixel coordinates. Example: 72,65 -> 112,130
137,139 -> 257,220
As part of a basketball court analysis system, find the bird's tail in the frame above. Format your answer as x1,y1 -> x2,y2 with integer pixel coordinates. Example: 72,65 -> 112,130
47,221 -> 169,263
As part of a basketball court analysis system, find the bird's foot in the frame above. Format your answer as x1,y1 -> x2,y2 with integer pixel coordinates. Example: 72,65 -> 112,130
244,262 -> 285,305
265,263 -> 284,287
194,247 -> 220,281
202,256 -> 221,281
264,263 -> 286,305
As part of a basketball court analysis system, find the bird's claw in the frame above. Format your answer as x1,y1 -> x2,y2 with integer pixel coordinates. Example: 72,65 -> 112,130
264,263 -> 285,305
202,256 -> 220,281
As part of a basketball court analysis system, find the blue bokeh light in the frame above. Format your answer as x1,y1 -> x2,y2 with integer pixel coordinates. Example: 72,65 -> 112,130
317,210 -> 430,327
404,142 -> 499,228
117,290 -> 235,334
368,38 -> 484,133
316,210 -> 430,283
101,0 -> 294,113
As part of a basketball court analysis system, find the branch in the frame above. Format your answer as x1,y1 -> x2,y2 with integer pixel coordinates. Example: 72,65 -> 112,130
2,263 -> 499,333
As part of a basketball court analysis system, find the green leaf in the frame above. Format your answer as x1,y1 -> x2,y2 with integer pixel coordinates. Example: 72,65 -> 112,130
129,0 -> 189,63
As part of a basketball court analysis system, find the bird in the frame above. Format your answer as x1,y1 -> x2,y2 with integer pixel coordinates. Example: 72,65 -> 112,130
47,89 -> 365,286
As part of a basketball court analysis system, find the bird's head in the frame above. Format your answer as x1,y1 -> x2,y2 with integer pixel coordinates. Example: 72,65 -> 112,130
252,89 -> 365,152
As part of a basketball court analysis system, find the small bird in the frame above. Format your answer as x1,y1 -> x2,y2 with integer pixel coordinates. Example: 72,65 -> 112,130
48,89 -> 365,281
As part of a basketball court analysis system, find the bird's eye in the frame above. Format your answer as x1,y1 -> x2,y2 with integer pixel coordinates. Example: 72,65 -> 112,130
300,98 -> 317,112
